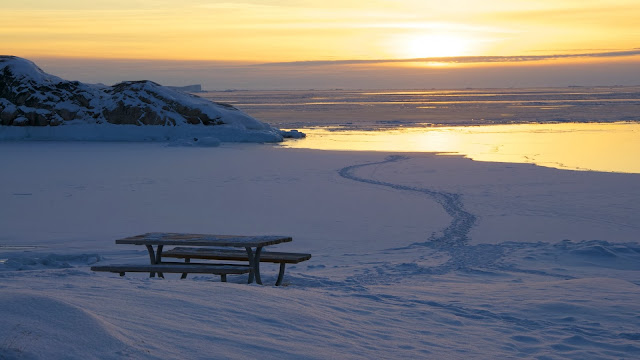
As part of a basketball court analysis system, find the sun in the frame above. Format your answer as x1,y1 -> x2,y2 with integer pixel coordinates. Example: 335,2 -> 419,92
399,33 -> 473,59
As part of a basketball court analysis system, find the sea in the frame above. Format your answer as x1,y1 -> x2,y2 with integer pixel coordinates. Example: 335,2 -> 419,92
200,86 -> 640,173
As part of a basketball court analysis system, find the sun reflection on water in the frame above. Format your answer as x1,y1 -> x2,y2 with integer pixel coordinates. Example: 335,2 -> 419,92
281,123 -> 640,174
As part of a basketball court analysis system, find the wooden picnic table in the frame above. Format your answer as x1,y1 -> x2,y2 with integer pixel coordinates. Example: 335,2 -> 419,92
115,232 -> 292,284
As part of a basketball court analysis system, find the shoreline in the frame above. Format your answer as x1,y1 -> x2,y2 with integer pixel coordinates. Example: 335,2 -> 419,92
2,120 -> 639,174
280,122 -> 640,174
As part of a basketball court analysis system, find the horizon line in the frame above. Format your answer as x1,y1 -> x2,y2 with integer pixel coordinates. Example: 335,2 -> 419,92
257,49 -> 640,66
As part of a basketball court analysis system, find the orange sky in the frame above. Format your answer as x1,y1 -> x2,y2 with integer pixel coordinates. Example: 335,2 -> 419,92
3,0 -> 639,62
2,1 -> 639,88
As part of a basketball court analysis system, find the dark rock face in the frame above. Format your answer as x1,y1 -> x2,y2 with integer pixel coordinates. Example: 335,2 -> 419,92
1,59 -> 96,126
99,81 -> 224,126
0,56 -> 235,127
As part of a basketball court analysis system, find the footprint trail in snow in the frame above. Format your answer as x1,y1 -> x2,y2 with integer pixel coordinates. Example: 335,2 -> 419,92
339,155 -> 476,250
335,155 -> 640,284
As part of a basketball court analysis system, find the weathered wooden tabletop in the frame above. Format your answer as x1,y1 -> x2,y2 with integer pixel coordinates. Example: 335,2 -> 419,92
115,232 -> 292,248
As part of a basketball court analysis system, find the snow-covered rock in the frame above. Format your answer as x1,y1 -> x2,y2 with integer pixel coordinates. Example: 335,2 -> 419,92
0,56 -> 303,143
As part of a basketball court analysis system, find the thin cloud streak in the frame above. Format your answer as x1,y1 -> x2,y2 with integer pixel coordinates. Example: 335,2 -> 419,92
259,49 -> 640,66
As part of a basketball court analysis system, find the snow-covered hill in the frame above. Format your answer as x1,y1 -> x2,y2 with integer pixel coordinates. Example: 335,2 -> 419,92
0,56 -> 303,143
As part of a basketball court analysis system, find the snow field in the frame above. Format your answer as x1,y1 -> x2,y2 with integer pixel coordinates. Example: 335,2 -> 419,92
1,142 -> 639,359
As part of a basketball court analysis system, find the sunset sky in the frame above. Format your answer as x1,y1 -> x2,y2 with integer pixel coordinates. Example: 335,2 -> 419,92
2,0 -> 640,89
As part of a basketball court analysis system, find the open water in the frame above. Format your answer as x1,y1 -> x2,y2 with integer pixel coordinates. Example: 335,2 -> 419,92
200,87 -> 640,173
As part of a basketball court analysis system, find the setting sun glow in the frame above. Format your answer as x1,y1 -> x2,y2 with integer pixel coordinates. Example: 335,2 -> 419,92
2,0 -> 639,64
399,33 -> 476,59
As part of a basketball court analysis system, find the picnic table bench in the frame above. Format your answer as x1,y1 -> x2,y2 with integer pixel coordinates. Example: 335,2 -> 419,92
162,247 -> 311,286
90,263 -> 252,282
90,232 -> 311,286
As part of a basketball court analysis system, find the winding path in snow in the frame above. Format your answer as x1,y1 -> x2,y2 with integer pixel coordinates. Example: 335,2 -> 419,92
338,155 -> 476,249
336,155 -> 581,281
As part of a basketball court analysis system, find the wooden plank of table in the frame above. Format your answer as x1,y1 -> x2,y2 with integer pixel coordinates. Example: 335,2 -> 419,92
115,232 -> 292,247
164,247 -> 312,263
91,263 -> 252,275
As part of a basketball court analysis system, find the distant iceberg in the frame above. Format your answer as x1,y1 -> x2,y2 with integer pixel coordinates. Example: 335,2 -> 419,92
0,56 -> 304,143
167,84 -> 204,93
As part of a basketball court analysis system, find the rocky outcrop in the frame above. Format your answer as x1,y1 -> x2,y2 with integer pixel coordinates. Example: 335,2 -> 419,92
0,56 -> 262,129
99,81 -> 225,126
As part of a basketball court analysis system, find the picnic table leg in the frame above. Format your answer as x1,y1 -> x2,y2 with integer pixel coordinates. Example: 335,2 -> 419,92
275,263 -> 286,286
155,245 -> 164,263
156,245 -> 164,278
145,245 -> 157,278
245,247 -> 263,285
181,258 -> 190,279
254,247 -> 263,285
245,247 -> 254,284
144,245 -> 165,278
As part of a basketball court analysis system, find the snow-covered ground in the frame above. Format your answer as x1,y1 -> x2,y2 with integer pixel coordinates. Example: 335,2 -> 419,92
1,141 -> 638,359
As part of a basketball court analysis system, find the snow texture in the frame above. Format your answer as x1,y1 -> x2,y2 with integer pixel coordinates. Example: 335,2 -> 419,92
1,142 -> 638,359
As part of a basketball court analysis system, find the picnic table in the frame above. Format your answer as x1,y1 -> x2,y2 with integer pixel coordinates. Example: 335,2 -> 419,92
112,232 -> 292,284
